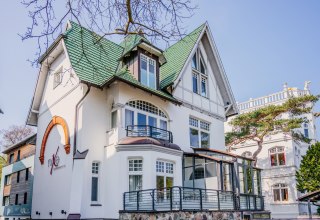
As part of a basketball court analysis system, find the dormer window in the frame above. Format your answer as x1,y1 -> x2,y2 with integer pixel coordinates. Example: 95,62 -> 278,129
140,54 -> 156,89
192,49 -> 207,97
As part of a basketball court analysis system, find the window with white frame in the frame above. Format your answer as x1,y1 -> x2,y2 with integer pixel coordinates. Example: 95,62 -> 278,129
191,49 -> 207,97
304,123 -> 309,138
156,160 -> 174,200
140,54 -> 156,89
269,146 -> 286,167
189,117 -> 210,148
273,183 -> 289,202
53,67 -> 62,89
91,162 -> 100,202
125,100 -> 168,130
128,159 -> 143,192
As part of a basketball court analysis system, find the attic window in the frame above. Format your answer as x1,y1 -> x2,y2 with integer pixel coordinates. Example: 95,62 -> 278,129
140,54 -> 156,89
53,67 -> 62,89
192,49 -> 207,97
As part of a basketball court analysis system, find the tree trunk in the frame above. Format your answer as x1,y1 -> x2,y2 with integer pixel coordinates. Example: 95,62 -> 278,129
252,141 -> 263,166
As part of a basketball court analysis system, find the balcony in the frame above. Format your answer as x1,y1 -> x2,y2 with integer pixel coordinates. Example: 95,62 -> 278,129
126,125 -> 173,143
122,186 -> 264,212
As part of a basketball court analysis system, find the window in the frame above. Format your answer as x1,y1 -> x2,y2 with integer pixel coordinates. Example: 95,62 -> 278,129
9,154 -> 14,164
273,184 -> 288,202
128,159 -> 143,192
304,123 -> 309,138
4,175 -> 11,185
15,194 -> 18,205
91,162 -> 100,202
125,100 -> 168,129
23,192 -> 28,204
17,171 -> 20,183
25,168 -> 29,181
189,117 -> 210,148
111,110 -> 117,129
53,67 -> 62,89
191,49 -> 207,97
140,54 -> 156,89
270,147 -> 286,167
2,196 -> 10,206
17,150 -> 21,161
156,160 -> 174,200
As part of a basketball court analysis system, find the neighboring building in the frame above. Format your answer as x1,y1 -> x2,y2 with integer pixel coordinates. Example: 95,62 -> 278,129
225,82 -> 318,219
0,134 -> 36,220
26,21 -> 266,219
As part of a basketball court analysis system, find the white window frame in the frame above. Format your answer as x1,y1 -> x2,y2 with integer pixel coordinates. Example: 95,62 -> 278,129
125,100 -> 168,129
128,158 -> 143,191
140,54 -> 156,89
269,146 -> 286,167
272,183 -> 289,203
91,161 -> 100,203
191,49 -> 208,98
189,116 -> 210,148
53,67 -> 62,89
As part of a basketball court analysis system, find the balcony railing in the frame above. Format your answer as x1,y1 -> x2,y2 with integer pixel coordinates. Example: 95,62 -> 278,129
126,125 -> 173,143
123,186 -> 264,212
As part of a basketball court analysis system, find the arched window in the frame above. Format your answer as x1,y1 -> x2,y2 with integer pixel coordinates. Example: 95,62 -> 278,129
242,151 -> 252,158
273,183 -> 288,202
125,100 -> 168,130
269,147 -> 285,167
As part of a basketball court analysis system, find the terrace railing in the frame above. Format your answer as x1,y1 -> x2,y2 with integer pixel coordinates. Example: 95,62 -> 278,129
123,186 -> 264,212
126,125 -> 173,143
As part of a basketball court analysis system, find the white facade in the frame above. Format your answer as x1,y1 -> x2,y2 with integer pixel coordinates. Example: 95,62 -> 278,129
225,83 -> 318,219
27,22 -> 238,219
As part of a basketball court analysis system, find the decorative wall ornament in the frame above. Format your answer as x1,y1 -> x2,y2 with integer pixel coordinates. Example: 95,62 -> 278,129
48,146 -> 60,175
40,116 -> 70,165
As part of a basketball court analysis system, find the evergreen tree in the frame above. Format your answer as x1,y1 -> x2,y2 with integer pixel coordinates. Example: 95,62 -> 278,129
296,142 -> 320,192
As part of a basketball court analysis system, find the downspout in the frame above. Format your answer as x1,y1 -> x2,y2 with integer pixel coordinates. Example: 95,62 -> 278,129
73,83 -> 91,156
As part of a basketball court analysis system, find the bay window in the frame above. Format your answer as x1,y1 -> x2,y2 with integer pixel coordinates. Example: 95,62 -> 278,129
140,54 -> 156,89
270,146 -> 286,167
192,49 -> 208,97
189,117 -> 210,148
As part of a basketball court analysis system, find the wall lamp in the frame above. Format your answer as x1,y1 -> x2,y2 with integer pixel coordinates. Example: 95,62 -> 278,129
49,212 -> 52,216
36,211 -> 40,215
61,210 -> 67,215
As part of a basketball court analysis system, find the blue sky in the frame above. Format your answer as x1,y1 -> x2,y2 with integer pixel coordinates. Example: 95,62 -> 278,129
0,1 -> 319,134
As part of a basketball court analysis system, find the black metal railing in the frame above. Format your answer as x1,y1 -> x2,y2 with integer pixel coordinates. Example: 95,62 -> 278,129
123,186 -> 264,212
126,125 -> 173,143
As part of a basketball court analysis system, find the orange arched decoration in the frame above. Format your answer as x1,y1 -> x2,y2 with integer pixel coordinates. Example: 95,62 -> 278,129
39,116 -> 70,165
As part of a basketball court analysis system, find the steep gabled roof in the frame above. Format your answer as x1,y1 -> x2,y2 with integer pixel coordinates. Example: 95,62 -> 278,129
64,21 -> 124,86
160,23 -> 205,89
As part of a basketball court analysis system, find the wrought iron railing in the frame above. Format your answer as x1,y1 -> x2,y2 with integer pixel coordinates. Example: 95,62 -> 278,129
126,125 -> 173,143
123,186 -> 264,212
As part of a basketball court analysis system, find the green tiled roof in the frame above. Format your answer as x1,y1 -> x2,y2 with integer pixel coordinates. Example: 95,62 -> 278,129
160,23 -> 205,89
120,34 -> 150,57
64,21 -> 124,86
63,21 -> 204,103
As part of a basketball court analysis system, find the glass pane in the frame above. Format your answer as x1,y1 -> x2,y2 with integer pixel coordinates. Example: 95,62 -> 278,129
281,188 -> 288,201
200,59 -> 205,74
273,189 -> 280,201
137,113 -> 146,125
91,177 -> 98,201
201,132 -> 209,148
111,111 -> 117,128
190,128 -> 199,147
205,162 -> 219,189
160,120 -> 167,130
140,56 -> 148,86
125,109 -> 134,127
195,157 -> 205,166
156,176 -> 165,200
201,78 -> 207,97
193,166 -> 205,188
278,153 -> 286,165
184,155 -> 193,167
304,128 -> 309,138
223,163 -> 232,191
192,73 -> 198,93
148,116 -> 157,127
270,154 -> 278,166
149,60 -> 156,89
239,166 -> 245,193
129,175 -> 142,191
253,169 -> 258,195
246,167 -> 253,194
183,167 -> 194,188
192,53 -> 197,69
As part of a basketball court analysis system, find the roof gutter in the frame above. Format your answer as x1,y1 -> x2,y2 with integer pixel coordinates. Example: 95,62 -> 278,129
38,34 -> 65,64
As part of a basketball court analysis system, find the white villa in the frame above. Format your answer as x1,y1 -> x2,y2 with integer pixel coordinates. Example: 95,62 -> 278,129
225,82 -> 318,219
26,21 -> 266,220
